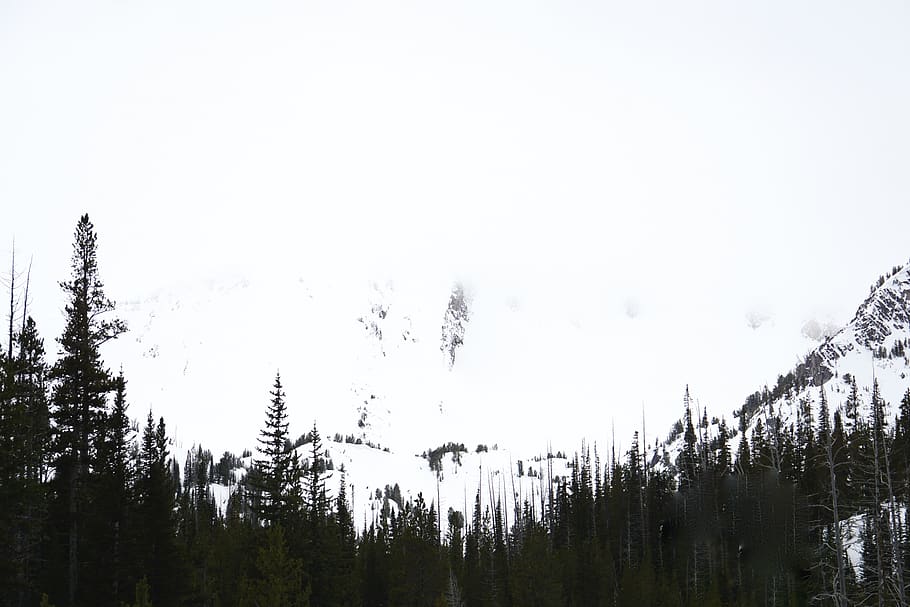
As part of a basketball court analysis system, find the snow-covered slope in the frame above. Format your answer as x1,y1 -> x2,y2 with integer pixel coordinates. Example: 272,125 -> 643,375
204,438 -> 572,533
99,257 -> 910,514
656,262 -> 910,472
102,266 -> 845,463
103,274 -> 472,456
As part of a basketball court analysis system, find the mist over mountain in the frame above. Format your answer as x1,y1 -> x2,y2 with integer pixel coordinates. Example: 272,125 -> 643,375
93,258 -> 881,462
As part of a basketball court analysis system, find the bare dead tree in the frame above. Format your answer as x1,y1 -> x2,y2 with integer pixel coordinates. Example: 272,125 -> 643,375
20,257 -> 31,338
824,421 -> 849,606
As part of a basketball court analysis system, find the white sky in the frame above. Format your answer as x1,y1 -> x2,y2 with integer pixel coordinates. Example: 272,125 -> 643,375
2,0 -> 910,453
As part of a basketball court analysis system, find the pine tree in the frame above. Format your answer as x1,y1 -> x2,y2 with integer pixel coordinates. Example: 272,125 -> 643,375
242,525 -> 310,607
254,372 -> 292,527
751,418 -> 767,471
679,386 -> 699,488
818,387 -> 831,447
303,422 -> 331,606
895,389 -> 910,498
822,411 -> 849,606
857,379 -> 889,607
446,507 -> 465,576
463,491 -> 487,607
127,577 -> 153,607
286,451 -> 305,528
49,214 -> 126,607
831,410 -> 849,502
717,418 -> 731,476
93,371 -> 136,605
305,422 -> 329,524
0,313 -> 50,605
335,467 -> 360,607
138,412 -> 181,606
845,376 -> 861,437
897,389 -> 910,445
735,414 -> 751,475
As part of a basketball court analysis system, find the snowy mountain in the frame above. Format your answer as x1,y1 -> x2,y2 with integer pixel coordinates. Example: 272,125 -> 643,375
103,274 -> 473,457
655,261 -> 910,474
98,258 -> 910,533
102,266 -> 840,464
99,271 -> 617,531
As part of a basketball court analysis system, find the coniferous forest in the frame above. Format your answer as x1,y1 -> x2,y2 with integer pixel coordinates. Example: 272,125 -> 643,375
5,215 -> 910,607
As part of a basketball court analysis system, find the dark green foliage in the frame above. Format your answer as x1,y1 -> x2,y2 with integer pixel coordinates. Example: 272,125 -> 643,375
424,441 -> 468,474
0,313 -> 51,607
128,577 -> 153,607
240,526 -> 309,607
678,387 -> 699,488
137,412 -> 182,606
48,215 -> 128,607
253,372 -> 293,527
333,468 -> 359,607
89,371 -> 138,605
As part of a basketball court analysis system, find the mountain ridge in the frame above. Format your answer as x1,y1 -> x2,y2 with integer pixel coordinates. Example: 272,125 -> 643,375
655,259 -> 910,476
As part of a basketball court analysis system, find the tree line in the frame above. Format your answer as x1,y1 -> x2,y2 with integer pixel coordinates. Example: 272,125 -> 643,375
3,215 -> 910,606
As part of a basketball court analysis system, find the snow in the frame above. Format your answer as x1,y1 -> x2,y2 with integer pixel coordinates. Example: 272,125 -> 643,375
201,439 -> 571,534
93,256 -> 910,554
656,264 -> 910,476
99,265 -> 869,463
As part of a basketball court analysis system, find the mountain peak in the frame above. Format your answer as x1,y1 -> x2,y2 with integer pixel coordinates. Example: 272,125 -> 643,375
779,260 -> 910,395
849,261 -> 910,350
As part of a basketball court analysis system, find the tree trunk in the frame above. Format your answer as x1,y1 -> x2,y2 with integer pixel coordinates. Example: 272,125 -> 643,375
826,432 -> 848,605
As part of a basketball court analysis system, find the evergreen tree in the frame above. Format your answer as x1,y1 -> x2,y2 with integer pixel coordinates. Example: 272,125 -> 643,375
897,389 -> 910,448
127,578 -> 152,607
446,507 -> 465,576
92,371 -> 137,605
717,418 -> 731,476
303,422 -> 332,606
845,376 -> 861,437
138,412 -> 182,606
49,214 -> 126,607
254,372 -> 292,527
895,388 -> 910,502
0,312 -> 51,606
751,417 -> 767,471
241,525 -> 310,607
679,387 -> 699,489
335,467 -> 359,607
286,451 -> 305,528
735,414 -> 751,474
831,409 -> 849,505
305,422 -> 329,524
817,387 -> 831,447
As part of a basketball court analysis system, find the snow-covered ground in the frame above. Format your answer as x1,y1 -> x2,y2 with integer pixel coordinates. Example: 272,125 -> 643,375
205,439 -> 572,534
95,259 -> 910,548
98,264 -> 873,461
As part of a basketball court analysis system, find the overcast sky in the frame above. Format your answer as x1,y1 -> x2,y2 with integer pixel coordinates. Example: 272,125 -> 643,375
2,1 -> 910,449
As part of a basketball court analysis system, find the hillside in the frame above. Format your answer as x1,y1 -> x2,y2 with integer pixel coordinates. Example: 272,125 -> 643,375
656,261 -> 910,475
107,260 -> 910,532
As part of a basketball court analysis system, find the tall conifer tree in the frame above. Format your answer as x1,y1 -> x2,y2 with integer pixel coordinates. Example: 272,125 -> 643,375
254,372 -> 292,526
49,214 -> 126,607
138,412 -> 181,606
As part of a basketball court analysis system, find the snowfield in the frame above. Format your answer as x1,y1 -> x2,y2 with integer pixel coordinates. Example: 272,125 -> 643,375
97,261 -> 910,541
205,440 -> 572,534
